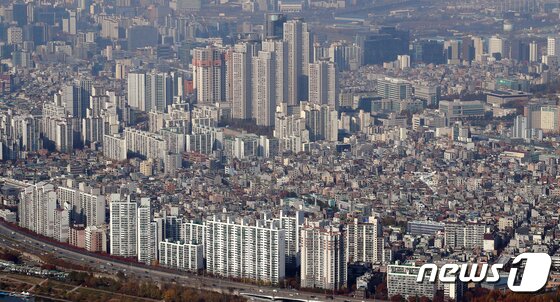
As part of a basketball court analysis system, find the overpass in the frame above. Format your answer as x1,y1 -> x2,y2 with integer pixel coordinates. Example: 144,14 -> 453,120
240,292 -> 315,302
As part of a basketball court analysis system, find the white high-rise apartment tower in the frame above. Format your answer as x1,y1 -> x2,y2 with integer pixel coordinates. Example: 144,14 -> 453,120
283,19 -> 312,105
262,39 -> 288,105
137,198 -> 157,264
231,41 -> 258,120
193,46 -> 226,103
308,60 -> 338,107
18,182 -> 65,240
530,41 -> 538,62
205,216 -> 286,285
109,194 -> 138,257
252,51 -> 277,126
300,224 -> 347,290
548,36 -> 560,56
346,216 -> 384,264
127,72 -> 146,111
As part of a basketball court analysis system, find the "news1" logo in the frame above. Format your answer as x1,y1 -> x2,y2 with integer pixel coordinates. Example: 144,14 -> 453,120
416,253 -> 552,292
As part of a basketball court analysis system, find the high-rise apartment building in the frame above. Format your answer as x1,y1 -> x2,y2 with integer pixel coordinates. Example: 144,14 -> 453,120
444,222 -> 486,249
231,41 -> 258,120
308,60 -> 338,107
109,194 -> 138,257
159,240 -> 204,272
127,72 -> 146,111
193,46 -> 226,103
137,198 -> 157,265
57,181 -> 105,227
529,41 -> 538,62
284,18 -> 312,105
300,224 -> 347,290
18,182 -> 69,242
273,211 -> 304,267
127,71 -> 172,112
301,102 -> 338,142
205,216 -> 286,285
262,39 -> 288,107
346,217 -> 383,264
252,50 -> 277,126
124,127 -> 167,160
548,36 -> 560,56
274,104 -> 310,153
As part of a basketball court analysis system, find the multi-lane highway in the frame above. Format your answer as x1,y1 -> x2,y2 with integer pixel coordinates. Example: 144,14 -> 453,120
0,221 -> 372,302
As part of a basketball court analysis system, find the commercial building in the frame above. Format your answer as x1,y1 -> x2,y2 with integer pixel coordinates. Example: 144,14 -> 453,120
438,99 -> 485,120
377,77 -> 412,101
407,220 -> 445,236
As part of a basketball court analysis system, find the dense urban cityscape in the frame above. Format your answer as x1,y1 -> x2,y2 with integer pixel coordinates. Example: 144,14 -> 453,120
1,0 -> 560,301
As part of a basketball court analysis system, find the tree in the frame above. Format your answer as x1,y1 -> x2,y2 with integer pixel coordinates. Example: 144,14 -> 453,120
391,294 -> 405,302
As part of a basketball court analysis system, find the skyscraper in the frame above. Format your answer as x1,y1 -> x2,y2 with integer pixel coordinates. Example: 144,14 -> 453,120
12,2 -> 27,27
109,194 -> 138,257
308,60 -> 338,107
127,71 -> 146,111
548,36 -> 560,56
346,217 -> 384,264
127,25 -> 159,50
231,41 -> 258,120
284,19 -> 312,105
461,36 -> 475,63
264,13 -> 286,39
488,36 -> 504,58
473,36 -> 484,61
262,39 -> 288,106
147,72 -> 173,112
137,198 -> 157,265
530,41 -> 538,62
193,46 -> 226,103
300,224 -> 347,290
127,71 -> 172,112
252,50 -> 276,126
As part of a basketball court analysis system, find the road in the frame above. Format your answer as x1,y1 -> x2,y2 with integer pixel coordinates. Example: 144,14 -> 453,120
0,221 -> 373,302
